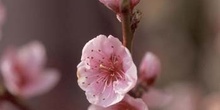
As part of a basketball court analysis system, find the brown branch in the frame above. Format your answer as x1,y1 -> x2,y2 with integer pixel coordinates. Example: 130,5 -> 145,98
120,0 -> 134,52
0,90 -> 31,110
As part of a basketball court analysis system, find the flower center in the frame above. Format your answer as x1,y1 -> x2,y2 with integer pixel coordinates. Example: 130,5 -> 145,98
99,55 -> 124,85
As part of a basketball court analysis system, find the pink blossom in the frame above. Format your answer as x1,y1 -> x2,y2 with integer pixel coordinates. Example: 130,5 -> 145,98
0,41 -> 60,98
77,35 -> 137,107
139,52 -> 161,86
163,83 -> 201,110
88,94 -> 148,110
141,88 -> 172,109
0,102 -> 17,110
201,93 -> 220,110
99,0 -> 140,13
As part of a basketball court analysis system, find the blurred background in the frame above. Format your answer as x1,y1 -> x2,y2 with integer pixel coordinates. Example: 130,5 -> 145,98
0,0 -> 220,110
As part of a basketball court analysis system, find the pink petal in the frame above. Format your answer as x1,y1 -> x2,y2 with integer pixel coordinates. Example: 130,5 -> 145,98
99,0 -> 140,13
99,0 -> 120,13
21,69 -> 60,98
17,41 -> 46,73
141,88 -> 172,109
0,48 -> 22,95
86,83 -> 123,107
114,62 -> 137,93
88,94 -> 148,110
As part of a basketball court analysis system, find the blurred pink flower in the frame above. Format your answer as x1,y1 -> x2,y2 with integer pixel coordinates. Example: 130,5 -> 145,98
163,83 -> 201,110
0,41 -> 60,98
0,101 -> 17,110
77,35 -> 137,107
99,0 -> 140,13
201,93 -> 220,110
88,94 -> 148,110
139,52 -> 161,86
141,88 -> 172,109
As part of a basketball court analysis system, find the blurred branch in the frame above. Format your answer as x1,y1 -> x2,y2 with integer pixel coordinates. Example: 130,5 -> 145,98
0,88 -> 31,110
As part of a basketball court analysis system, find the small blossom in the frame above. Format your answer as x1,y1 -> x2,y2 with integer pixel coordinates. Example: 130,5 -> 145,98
201,93 -> 220,110
0,102 -> 15,110
99,0 -> 140,13
164,83 -> 201,110
141,88 -> 172,109
77,35 -> 137,107
139,52 -> 161,86
88,94 -> 148,110
0,41 -> 60,98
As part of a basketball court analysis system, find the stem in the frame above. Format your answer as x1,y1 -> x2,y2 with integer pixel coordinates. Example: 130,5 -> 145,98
120,0 -> 134,52
129,82 -> 149,98
0,90 -> 30,110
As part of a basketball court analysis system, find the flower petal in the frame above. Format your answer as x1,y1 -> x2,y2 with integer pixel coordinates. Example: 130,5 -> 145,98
17,41 -> 46,73
0,48 -> 22,95
20,69 -> 60,98
88,94 -> 148,110
142,88 -> 172,109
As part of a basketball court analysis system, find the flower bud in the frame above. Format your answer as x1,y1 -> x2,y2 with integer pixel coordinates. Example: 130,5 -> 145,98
139,52 -> 161,86
99,0 -> 140,13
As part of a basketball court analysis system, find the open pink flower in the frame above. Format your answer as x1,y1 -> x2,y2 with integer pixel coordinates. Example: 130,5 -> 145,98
139,52 -> 161,86
0,41 -> 60,98
99,0 -> 140,13
88,94 -> 148,110
77,35 -> 137,107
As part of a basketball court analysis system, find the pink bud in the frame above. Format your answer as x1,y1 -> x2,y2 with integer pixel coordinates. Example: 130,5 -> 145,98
88,94 -> 148,110
77,35 -> 137,107
0,41 -> 60,98
99,0 -> 140,13
139,52 -> 161,86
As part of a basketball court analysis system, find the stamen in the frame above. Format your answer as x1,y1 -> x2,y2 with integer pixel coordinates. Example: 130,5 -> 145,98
98,54 -> 124,86
99,64 -> 109,70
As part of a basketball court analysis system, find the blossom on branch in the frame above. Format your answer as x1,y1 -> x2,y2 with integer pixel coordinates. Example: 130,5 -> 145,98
77,35 -> 137,107
0,41 -> 60,98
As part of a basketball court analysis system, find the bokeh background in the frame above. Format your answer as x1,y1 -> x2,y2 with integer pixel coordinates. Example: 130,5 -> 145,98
0,0 -> 220,110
